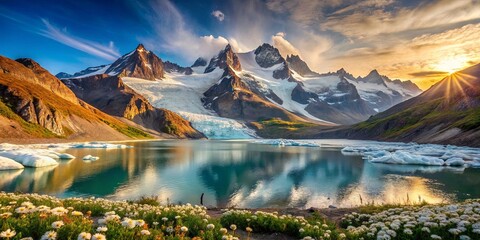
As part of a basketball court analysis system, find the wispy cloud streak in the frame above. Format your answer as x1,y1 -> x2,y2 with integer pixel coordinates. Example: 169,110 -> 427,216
38,19 -> 120,61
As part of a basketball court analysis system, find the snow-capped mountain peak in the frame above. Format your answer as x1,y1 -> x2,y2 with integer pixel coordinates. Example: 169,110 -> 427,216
286,55 -> 318,77
204,44 -> 242,73
359,69 -> 387,85
191,57 -> 208,67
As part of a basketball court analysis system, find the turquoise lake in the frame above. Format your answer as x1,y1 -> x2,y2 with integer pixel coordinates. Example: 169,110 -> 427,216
1,140 -> 479,208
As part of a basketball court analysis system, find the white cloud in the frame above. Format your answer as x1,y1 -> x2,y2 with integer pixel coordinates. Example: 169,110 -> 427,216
38,19 -> 120,61
271,32 -> 300,57
138,0 -> 233,62
323,0 -> 480,39
211,10 -> 225,21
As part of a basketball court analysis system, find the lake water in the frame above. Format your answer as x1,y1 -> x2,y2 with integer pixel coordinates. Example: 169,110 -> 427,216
1,140 -> 479,208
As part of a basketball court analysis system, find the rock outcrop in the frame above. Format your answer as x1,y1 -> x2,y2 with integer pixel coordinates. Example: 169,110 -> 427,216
164,61 -> 193,75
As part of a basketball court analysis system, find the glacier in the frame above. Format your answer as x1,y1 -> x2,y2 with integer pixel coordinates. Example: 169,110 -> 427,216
122,69 -> 256,139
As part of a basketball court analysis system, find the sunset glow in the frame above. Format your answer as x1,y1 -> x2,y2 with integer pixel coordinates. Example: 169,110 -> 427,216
1,0 -> 479,90
435,56 -> 470,74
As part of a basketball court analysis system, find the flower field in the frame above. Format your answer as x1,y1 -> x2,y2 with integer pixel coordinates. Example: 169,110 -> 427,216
341,200 -> 480,240
0,192 -> 479,239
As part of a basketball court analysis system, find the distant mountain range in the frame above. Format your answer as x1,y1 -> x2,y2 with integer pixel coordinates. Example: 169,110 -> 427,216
9,40 -> 465,143
55,43 -> 421,136
318,62 -> 480,147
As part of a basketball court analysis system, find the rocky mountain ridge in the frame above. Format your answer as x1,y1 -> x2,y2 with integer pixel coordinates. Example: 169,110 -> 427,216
0,56 -> 152,140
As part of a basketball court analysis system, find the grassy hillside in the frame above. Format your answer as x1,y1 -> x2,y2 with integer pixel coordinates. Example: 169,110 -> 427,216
0,58 -> 152,140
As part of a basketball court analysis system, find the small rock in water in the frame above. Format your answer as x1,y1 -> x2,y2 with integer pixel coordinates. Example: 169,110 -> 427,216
328,205 -> 337,209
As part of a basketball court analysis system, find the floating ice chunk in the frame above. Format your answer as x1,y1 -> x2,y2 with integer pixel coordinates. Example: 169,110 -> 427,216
341,142 -> 480,167
394,151 -> 444,166
0,151 -> 58,167
341,146 -> 370,156
56,153 -> 75,159
0,156 -> 25,170
254,139 -> 320,147
441,151 -> 473,160
368,151 -> 444,166
366,151 -> 394,163
445,157 -> 465,167
83,155 -> 99,161
468,162 -> 480,168
71,142 -> 130,149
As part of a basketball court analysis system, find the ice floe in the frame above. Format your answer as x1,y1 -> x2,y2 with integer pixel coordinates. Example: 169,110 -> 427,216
0,141 -> 130,168
82,155 -> 99,161
0,150 -> 59,167
340,142 -> 480,167
254,139 -> 320,147
48,142 -> 131,149
254,139 -> 480,168
0,156 -> 25,170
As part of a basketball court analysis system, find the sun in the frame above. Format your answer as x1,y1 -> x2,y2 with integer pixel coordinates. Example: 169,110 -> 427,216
435,55 -> 469,74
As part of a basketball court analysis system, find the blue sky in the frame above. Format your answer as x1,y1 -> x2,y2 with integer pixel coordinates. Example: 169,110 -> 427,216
1,0 -> 479,89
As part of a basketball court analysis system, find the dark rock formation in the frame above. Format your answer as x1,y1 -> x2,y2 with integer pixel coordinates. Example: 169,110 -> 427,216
164,61 -> 193,75
191,57 -> 208,67
202,67 -> 301,122
254,43 -> 291,79
286,55 -> 318,77
204,44 -> 242,73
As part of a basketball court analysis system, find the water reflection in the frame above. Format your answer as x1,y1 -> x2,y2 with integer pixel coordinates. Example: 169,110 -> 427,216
1,140 -> 479,208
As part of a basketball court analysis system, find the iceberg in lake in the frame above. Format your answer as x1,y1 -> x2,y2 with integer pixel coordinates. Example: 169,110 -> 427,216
254,139 -> 320,147
340,141 -> 480,167
82,155 -> 99,161
0,150 -> 59,167
0,141 -> 130,168
0,156 -> 25,170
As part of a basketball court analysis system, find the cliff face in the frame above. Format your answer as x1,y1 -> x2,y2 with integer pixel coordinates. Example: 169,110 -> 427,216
0,55 -> 151,140
64,74 -> 204,138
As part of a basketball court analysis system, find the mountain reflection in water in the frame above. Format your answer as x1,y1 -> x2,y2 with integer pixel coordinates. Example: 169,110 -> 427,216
1,140 -> 479,208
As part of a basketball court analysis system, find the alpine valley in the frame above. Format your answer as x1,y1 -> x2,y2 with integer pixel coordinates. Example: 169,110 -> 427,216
50,43 -> 422,140
3,40 -> 480,146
